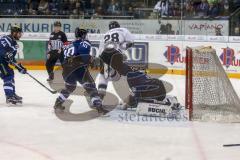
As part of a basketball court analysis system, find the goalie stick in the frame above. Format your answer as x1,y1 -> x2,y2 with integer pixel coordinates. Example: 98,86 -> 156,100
12,62 -> 58,94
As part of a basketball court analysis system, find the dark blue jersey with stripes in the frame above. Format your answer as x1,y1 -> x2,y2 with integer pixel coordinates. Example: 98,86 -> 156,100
0,35 -> 18,63
63,39 -> 91,63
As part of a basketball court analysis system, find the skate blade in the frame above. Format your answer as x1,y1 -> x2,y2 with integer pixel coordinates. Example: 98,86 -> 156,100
7,102 -> 23,107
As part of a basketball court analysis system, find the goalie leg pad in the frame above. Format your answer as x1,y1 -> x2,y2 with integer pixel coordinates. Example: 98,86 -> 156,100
136,96 -> 182,117
136,102 -> 173,117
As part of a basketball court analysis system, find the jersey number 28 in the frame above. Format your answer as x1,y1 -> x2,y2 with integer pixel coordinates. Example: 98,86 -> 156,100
104,33 -> 119,43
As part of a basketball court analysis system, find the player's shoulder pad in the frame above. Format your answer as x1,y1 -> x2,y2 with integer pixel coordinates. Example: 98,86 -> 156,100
84,40 -> 91,46
1,35 -> 13,46
60,31 -> 66,35
6,35 -> 14,41
121,27 -> 131,33
115,27 -> 126,31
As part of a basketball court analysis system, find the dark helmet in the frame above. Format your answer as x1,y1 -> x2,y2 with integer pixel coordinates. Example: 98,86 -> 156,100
109,21 -> 120,30
75,27 -> 87,39
11,25 -> 23,34
54,21 -> 61,27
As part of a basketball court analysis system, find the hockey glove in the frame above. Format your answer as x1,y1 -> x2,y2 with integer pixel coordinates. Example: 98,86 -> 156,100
16,63 -> 27,74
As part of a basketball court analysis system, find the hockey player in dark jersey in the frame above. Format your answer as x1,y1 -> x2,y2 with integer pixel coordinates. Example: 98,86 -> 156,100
53,28 -> 108,114
0,25 -> 27,104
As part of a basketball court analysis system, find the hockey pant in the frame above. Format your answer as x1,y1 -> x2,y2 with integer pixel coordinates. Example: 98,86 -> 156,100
46,50 -> 64,76
0,62 -> 16,97
58,56 -> 99,103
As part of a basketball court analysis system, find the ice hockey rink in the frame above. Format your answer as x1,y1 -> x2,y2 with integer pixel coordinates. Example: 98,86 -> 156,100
0,70 -> 240,160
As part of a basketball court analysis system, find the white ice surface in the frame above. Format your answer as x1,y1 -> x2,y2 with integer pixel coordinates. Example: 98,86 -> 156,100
0,71 -> 240,160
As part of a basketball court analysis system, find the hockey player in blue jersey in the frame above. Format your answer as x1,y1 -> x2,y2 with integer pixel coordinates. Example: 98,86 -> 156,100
53,28 -> 108,114
0,25 -> 27,105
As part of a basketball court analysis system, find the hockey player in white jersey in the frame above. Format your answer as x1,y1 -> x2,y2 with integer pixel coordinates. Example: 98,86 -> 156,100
97,21 -> 134,96
97,21 -> 181,113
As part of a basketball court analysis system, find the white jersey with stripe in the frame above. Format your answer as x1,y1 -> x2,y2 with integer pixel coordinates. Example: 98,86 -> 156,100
99,27 -> 134,55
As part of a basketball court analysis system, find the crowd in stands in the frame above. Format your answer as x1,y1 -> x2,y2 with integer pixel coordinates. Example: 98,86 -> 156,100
0,0 -> 239,19
0,0 -> 146,18
154,0 -> 239,18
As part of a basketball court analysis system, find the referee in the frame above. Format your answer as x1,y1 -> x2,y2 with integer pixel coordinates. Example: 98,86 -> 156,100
46,21 -> 68,81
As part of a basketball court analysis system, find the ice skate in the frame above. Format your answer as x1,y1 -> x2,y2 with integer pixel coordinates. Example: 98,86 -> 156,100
54,98 -> 65,111
47,72 -> 54,82
6,96 -> 22,105
13,93 -> 23,101
90,97 -> 108,115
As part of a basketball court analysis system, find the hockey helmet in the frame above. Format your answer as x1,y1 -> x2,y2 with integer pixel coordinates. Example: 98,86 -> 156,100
11,25 -> 23,33
109,21 -> 120,30
75,27 -> 88,39
54,21 -> 62,27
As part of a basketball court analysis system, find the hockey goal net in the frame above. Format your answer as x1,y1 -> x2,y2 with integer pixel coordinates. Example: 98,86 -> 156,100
185,46 -> 240,122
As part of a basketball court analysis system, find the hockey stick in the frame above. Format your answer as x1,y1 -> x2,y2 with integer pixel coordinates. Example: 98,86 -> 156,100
223,144 -> 240,147
12,62 -> 58,94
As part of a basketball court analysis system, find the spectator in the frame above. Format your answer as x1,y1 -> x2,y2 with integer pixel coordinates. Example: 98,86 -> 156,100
233,0 -> 240,11
107,0 -> 121,15
59,0 -> 70,15
74,0 -> 84,15
172,2 -> 181,17
48,1 -> 59,15
185,0 -> 195,17
219,0 -> 230,16
197,0 -> 209,17
29,0 -> 39,15
38,0 -> 49,15
69,0 -> 77,15
215,27 -> 222,36
233,27 -> 240,36
166,23 -> 175,34
92,6 -> 104,19
154,0 -> 169,17
208,2 -> 220,17
156,24 -> 166,34
17,0 -> 29,15
127,6 -> 135,17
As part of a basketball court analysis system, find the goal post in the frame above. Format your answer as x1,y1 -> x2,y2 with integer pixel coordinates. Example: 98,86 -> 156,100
185,47 -> 193,120
185,46 -> 240,122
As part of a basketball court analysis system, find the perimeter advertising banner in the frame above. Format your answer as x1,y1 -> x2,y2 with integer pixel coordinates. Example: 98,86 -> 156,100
16,41 -> 149,70
15,36 -> 240,76
0,18 -> 229,35
147,40 -> 240,75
